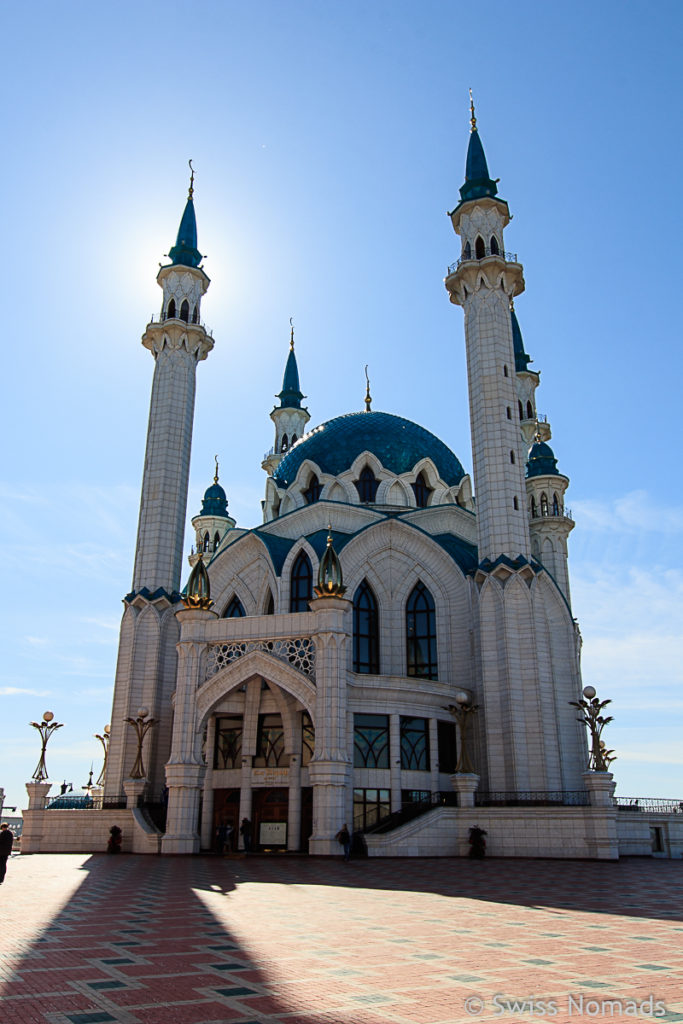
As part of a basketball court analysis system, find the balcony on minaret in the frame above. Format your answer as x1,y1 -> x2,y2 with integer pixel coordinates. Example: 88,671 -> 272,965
447,246 -> 519,276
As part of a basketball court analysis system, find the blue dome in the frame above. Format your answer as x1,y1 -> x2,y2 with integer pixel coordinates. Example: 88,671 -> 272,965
200,481 -> 229,517
526,441 -> 561,478
273,411 -> 466,490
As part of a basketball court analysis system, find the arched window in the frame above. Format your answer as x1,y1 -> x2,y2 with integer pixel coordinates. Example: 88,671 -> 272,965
540,492 -> 549,516
290,550 -> 312,611
355,465 -> 379,503
506,406 -> 512,419
203,531 -> 210,552
291,434 -> 297,445
180,299 -> 190,322
513,496 -> 519,510
526,400 -> 533,419
281,434 -> 289,453
518,399 -> 524,420
464,241 -> 472,259
553,492 -> 560,516
303,473 -> 322,505
412,471 -> 432,508
264,590 -> 275,615
353,580 -> 379,673
510,450 -> 515,464
406,582 -> 437,679
213,532 -> 221,551
490,235 -> 499,255
503,364 -> 508,377
167,299 -> 176,319
191,304 -> 198,324
475,235 -> 485,259
223,595 -> 245,618
530,495 -> 537,517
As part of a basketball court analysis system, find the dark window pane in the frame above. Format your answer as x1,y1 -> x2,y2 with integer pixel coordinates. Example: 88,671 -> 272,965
214,715 -> 243,769
254,713 -> 285,767
400,716 -> 430,771
353,713 -> 389,768
223,595 -> 245,618
437,720 -> 458,774
290,551 -> 312,611
353,580 -> 379,673
406,582 -> 437,679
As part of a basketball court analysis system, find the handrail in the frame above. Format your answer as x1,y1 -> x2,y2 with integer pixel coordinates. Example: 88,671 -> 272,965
447,249 -> 519,274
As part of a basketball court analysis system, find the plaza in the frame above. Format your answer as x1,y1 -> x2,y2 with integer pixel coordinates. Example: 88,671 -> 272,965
2,854 -> 682,1024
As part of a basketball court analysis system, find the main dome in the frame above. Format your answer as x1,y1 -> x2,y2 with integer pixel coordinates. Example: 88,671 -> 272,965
273,411 -> 466,489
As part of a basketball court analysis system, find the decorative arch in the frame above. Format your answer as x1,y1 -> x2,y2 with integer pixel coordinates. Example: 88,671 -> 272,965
406,581 -> 437,679
223,594 -> 245,618
180,299 -> 190,322
289,549 -> 313,611
475,235 -> 486,259
353,579 -> 379,673
167,298 -> 176,319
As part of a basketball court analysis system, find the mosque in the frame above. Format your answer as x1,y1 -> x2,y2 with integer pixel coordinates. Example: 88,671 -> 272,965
22,108 -> 681,859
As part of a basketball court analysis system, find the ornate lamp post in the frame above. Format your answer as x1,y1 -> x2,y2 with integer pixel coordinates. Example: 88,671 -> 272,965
125,708 -> 156,780
29,711 -> 64,782
446,691 -> 479,773
94,724 -> 110,786
569,685 -> 616,771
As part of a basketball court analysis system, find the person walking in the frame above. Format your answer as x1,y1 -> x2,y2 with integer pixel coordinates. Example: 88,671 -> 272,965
336,823 -> 351,861
0,823 -> 15,882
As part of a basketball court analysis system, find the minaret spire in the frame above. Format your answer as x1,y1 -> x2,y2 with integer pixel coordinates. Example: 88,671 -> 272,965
364,365 -> 372,412
261,321 -> 310,486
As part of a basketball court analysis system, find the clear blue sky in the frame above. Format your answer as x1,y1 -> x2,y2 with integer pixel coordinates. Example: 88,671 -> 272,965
2,0 -> 682,812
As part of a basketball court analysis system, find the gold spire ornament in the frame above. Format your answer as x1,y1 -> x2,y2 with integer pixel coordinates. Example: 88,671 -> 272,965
188,159 -> 195,200
214,454 -> 220,484
469,88 -> 477,132
182,553 -> 214,610
364,365 -> 372,412
290,317 -> 295,351
314,528 -> 346,598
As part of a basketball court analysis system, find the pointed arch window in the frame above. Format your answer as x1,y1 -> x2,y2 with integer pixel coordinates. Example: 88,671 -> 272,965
303,473 -> 322,505
530,495 -> 537,518
518,399 -> 524,420
213,532 -> 221,552
223,595 -> 245,618
191,304 -> 198,324
475,235 -> 486,259
412,471 -> 432,508
353,580 -> 379,673
167,299 -> 176,319
180,299 -> 190,322
264,590 -> 275,615
291,434 -> 297,445
290,550 -> 312,612
552,492 -> 560,516
203,531 -> 210,552
355,465 -> 379,503
281,434 -> 289,453
490,235 -> 500,255
406,582 -> 437,679
464,241 -> 472,260
526,400 -> 534,419
540,492 -> 549,516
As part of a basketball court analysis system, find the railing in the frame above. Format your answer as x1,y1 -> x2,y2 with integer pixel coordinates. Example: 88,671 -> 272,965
530,507 -> 574,521
475,790 -> 590,807
614,797 -> 683,814
364,792 -> 457,834
447,249 -> 519,274
149,312 -> 213,335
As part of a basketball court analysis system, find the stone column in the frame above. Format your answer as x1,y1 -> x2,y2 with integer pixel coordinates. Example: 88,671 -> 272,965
429,718 -> 440,797
450,772 -> 480,808
200,715 -> 217,850
238,758 -> 253,850
308,595 -> 352,855
390,713 -> 401,812
123,778 -> 148,808
583,771 -> 616,808
162,607 -> 214,854
288,753 -> 302,851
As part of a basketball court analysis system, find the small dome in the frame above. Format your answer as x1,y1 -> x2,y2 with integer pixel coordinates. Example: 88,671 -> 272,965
526,441 -> 560,478
200,481 -> 229,517
273,411 -> 466,490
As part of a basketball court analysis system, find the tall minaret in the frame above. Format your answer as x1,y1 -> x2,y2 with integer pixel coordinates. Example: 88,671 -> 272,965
262,322 -> 310,476
444,96 -> 530,563
105,168 -> 214,799
132,166 -> 214,596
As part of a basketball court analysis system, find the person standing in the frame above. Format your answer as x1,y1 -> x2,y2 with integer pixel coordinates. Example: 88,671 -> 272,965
336,823 -> 351,861
0,823 -> 14,883
240,817 -> 252,853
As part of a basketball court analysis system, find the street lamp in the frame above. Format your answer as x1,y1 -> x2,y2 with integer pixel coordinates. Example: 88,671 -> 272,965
29,711 -> 64,782
94,724 -> 110,786
124,708 -> 156,780
569,686 -> 616,772
445,691 -> 479,773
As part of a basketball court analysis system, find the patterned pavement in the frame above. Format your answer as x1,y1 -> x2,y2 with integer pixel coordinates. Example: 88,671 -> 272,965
1,852 -> 682,1024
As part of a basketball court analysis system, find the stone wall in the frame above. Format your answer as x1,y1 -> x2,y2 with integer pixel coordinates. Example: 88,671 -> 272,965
21,808 -> 161,855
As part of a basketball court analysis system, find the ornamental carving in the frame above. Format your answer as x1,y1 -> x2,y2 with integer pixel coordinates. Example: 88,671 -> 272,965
205,637 -> 316,680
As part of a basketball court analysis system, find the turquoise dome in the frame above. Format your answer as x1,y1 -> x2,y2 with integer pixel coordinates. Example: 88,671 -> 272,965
526,441 -> 561,478
200,481 -> 229,517
273,411 -> 466,489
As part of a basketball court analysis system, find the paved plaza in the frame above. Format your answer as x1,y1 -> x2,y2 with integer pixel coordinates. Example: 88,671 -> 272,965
1,853 -> 682,1024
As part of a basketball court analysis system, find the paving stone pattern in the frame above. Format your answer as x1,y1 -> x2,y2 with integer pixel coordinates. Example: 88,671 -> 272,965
1,854 -> 682,1024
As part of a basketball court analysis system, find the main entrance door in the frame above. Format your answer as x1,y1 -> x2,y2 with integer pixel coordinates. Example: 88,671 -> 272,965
212,788 -> 240,852
252,788 -> 289,851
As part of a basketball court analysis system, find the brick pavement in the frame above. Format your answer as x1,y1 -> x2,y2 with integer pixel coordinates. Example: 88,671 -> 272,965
1,853 -> 682,1024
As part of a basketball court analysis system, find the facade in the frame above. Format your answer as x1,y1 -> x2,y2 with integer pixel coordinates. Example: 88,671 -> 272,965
24,113 -> 682,859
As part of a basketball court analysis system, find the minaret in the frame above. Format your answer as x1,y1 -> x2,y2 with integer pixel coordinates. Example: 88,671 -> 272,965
526,434 -> 575,602
262,322 -> 310,476
189,459 -> 236,567
132,165 -> 213,595
444,96 -> 530,563
105,167 -> 214,800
